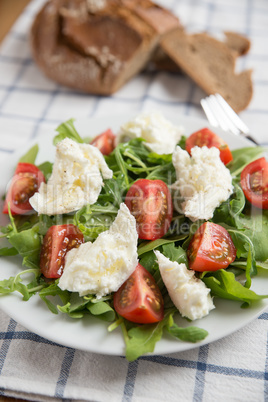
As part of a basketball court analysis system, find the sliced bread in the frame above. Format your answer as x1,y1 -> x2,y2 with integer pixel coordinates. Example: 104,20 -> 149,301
223,31 -> 251,56
160,29 -> 253,112
151,30 -> 251,73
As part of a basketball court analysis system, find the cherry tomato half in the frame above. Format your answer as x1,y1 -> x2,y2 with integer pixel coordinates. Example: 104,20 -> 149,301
113,263 -> 164,324
40,224 -> 84,279
3,162 -> 45,215
187,222 -> 236,272
185,127 -> 233,165
124,179 -> 173,240
240,157 -> 268,209
90,128 -> 116,155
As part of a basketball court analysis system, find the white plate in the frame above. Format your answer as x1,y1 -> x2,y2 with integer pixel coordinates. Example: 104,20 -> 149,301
0,112 -> 267,357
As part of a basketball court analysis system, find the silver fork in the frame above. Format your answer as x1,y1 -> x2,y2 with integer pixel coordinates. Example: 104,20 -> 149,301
200,93 -> 258,145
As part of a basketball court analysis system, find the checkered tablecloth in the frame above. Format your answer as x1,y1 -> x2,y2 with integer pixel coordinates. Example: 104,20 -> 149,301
0,0 -> 268,401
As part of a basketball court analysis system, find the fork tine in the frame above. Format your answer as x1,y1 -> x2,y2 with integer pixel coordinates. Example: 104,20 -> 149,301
200,93 -> 259,145
201,95 -> 241,135
205,95 -> 229,131
200,98 -> 220,127
207,95 -> 241,135
215,94 -> 250,134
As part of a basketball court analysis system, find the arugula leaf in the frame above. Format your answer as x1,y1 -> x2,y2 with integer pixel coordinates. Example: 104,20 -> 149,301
114,146 -> 130,188
161,243 -> 188,265
138,236 -> 187,256
167,324 -> 208,342
255,261 -> 268,270
124,309 -> 208,361
57,292 -> 91,317
139,251 -> 158,275
39,283 -> 70,314
37,161 -> 53,181
178,135 -> 186,150
56,292 -> 115,321
100,177 -> 123,208
87,301 -> 115,321
213,181 -> 245,227
125,315 -> 169,361
122,148 -> 151,175
19,144 -> 39,164
228,147 -> 265,177
74,202 -> 117,242
202,269 -> 268,305
146,162 -> 175,183
237,210 -> 268,262
0,246 -> 18,256
0,268 -> 41,301
228,228 -> 256,286
166,314 -> 208,342
8,226 -> 41,268
120,139 -> 150,163
147,152 -> 172,165
53,118 -> 84,145
107,138 -> 176,185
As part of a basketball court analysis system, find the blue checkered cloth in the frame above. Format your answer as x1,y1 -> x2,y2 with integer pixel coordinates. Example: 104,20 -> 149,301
0,0 -> 268,401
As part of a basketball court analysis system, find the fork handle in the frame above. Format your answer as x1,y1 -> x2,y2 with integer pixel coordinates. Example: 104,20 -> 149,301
243,134 -> 259,145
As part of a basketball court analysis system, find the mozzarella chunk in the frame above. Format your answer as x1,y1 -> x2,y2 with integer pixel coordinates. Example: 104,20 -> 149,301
30,138 -> 113,215
116,111 -> 183,154
172,146 -> 233,221
155,251 -> 215,320
58,203 -> 138,298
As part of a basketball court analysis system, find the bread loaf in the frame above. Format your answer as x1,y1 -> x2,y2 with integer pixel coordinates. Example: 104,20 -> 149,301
30,0 -> 180,95
160,29 -> 253,112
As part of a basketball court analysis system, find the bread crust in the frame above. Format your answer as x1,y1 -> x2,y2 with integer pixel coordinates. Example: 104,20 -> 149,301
160,29 -> 253,112
30,0 -> 180,95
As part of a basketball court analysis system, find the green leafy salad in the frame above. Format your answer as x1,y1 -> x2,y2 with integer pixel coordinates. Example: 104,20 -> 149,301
0,116 -> 268,361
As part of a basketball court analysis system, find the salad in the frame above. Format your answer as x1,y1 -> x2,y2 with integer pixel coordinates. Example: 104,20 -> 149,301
0,111 -> 268,361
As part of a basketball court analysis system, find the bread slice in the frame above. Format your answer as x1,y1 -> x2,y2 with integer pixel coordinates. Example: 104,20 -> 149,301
223,31 -> 251,56
30,0 -> 180,95
160,29 -> 253,112
150,30 -> 251,73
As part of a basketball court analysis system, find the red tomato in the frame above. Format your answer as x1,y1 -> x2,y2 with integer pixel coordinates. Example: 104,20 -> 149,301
185,127 -> 233,165
113,263 -> 164,324
40,224 -> 84,279
240,157 -> 268,209
3,163 -> 45,215
187,222 -> 236,272
124,179 -> 173,240
90,128 -> 116,155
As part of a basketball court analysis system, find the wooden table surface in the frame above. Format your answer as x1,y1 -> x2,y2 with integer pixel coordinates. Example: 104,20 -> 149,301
0,0 -> 32,42
0,3 -> 32,402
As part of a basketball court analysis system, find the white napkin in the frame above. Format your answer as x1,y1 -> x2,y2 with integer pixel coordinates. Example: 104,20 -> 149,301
1,309 -> 268,401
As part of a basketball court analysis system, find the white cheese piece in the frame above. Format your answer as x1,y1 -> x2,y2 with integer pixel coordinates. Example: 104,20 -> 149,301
116,111 -> 184,154
58,203 -> 138,298
155,251 -> 215,320
30,138 -> 113,215
172,145 -> 233,221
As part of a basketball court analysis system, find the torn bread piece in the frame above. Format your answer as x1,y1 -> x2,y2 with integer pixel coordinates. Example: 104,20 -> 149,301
160,29 -> 253,112
223,31 -> 251,56
150,30 -> 251,72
